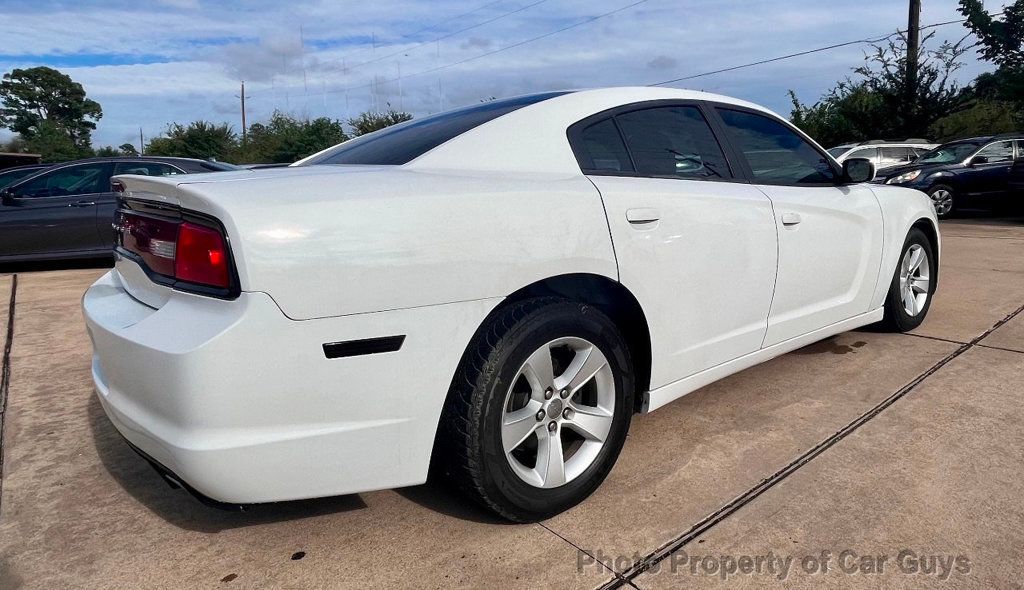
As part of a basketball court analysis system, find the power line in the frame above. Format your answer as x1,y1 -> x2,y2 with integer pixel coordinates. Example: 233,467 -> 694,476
319,0 -> 553,74
249,0 -> 522,96
648,18 -> 967,87
304,0 -> 652,98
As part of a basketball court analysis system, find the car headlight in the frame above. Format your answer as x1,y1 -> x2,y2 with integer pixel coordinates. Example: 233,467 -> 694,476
886,170 -> 922,184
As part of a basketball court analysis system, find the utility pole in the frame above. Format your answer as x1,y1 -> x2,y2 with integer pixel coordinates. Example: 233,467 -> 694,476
906,0 -> 921,123
236,80 -> 250,144
139,128 -> 144,155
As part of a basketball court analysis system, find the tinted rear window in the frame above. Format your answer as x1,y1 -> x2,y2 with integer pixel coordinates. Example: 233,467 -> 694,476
302,91 -> 570,166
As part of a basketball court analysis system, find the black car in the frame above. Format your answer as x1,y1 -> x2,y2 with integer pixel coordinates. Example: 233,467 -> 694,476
0,163 -> 50,189
875,134 -> 1022,218
1011,157 -> 1024,195
0,156 -> 238,262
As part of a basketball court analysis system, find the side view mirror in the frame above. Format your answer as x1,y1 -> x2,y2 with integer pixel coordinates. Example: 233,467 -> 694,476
909,154 -> 919,162
0,188 -> 14,206
969,156 -> 989,166
842,158 -> 875,184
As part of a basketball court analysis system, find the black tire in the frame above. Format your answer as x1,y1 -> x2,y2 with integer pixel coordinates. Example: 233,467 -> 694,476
927,184 -> 957,219
437,297 -> 634,522
878,228 -> 935,332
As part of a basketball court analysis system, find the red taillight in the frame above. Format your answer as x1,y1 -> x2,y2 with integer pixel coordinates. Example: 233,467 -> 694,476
118,211 -> 232,292
174,222 -> 230,289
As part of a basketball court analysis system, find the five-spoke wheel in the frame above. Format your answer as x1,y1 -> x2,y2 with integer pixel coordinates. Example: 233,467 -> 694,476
502,337 -> 615,489
880,227 -> 935,332
438,298 -> 633,522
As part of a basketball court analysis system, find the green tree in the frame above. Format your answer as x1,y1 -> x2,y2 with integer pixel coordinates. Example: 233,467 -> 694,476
241,111 -> 347,163
24,119 -> 86,162
118,143 -> 139,156
929,100 -> 1020,140
0,66 -> 102,154
789,33 -> 970,145
959,0 -> 1024,68
347,109 -> 412,137
145,121 -> 237,160
958,0 -> 1024,126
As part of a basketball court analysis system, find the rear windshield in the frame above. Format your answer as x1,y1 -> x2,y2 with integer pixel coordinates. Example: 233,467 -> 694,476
826,147 -> 848,157
301,91 -> 570,166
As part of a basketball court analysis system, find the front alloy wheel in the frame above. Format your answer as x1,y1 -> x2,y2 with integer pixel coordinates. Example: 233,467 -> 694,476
898,244 -> 931,317
928,185 -> 955,218
879,227 -> 935,332
438,298 -> 633,522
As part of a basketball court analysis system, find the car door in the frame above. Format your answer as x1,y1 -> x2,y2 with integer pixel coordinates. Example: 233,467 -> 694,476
712,106 -> 883,347
102,161 -> 184,248
962,140 -> 1015,195
0,162 -> 113,258
570,103 -> 778,387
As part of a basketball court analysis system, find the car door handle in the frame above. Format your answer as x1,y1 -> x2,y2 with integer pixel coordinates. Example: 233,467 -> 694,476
781,212 -> 802,226
69,200 -> 96,207
626,208 -> 661,224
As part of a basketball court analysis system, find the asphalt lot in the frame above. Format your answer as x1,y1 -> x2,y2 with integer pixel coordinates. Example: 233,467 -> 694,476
0,217 -> 1022,589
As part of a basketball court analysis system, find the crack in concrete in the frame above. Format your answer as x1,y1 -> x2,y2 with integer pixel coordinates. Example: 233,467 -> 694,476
594,302 -> 1024,590
538,522 -> 639,588
0,273 -> 18,508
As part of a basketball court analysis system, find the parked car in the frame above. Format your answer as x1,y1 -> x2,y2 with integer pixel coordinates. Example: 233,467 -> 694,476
1010,157 -> 1024,196
84,88 -> 939,522
876,134 -> 1022,218
0,163 -> 49,189
827,139 -> 936,172
0,156 -> 238,262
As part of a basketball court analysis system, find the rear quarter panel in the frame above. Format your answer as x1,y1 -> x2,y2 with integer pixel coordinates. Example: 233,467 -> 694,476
173,168 -> 617,319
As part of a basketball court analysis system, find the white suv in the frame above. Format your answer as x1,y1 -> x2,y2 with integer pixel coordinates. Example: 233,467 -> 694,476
828,140 -> 937,172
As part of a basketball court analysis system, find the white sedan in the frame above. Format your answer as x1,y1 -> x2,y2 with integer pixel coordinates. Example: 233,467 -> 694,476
84,87 -> 938,522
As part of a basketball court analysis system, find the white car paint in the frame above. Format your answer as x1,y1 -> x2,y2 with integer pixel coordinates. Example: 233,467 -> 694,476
84,87 -> 938,504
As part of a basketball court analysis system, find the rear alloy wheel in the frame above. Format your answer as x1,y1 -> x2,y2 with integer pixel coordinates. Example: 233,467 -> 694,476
928,184 -> 956,218
438,298 -> 633,522
879,228 -> 935,332
502,336 -> 616,489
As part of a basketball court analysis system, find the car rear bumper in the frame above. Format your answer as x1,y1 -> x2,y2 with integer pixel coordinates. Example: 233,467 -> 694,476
84,268 -> 498,503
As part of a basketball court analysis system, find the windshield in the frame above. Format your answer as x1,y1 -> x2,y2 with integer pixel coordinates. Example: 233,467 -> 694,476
916,141 -> 982,164
300,91 -> 570,166
826,147 -> 848,158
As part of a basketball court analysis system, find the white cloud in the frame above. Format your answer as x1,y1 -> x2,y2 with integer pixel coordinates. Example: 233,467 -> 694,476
0,0 -> 991,147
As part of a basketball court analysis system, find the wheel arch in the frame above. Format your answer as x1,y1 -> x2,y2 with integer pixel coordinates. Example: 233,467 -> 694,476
449,273 -> 653,414
911,217 -> 940,288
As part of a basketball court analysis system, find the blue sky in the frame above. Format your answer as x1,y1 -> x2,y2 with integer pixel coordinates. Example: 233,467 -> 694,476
0,0 -> 1001,149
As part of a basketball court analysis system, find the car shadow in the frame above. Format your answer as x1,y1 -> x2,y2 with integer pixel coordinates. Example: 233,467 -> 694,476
0,256 -> 113,275
394,476 -> 512,525
88,395 -> 369,533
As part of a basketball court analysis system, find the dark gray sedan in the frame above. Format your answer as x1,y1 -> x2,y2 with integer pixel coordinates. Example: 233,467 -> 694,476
0,156 -> 237,262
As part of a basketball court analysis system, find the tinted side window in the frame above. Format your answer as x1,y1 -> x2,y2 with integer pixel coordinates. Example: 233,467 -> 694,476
577,119 -> 633,172
716,108 -> 837,185
615,106 -> 730,179
13,164 -> 110,198
849,147 -> 877,161
304,91 -> 569,166
976,141 -> 1014,163
114,162 -> 181,176
880,146 -> 912,165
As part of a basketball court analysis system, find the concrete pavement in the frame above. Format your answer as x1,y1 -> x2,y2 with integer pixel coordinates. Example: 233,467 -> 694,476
0,217 -> 1022,589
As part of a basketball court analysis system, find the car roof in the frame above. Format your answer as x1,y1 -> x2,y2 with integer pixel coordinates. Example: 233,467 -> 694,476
0,163 -> 48,172
405,86 -> 782,174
